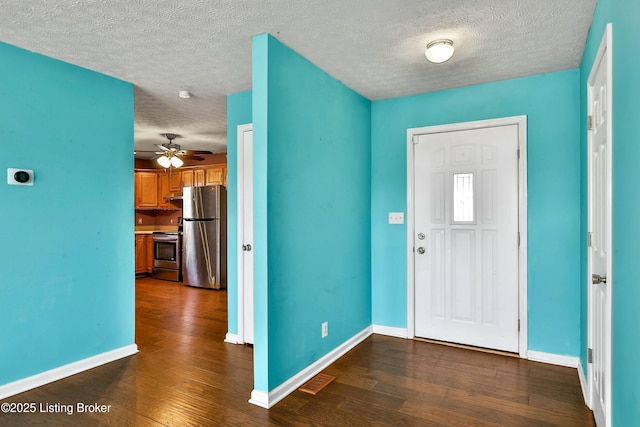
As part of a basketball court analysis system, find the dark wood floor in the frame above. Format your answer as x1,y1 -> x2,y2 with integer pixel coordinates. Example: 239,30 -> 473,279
0,277 -> 594,426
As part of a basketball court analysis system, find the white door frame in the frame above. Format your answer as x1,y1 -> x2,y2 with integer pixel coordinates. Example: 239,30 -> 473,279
587,23 -> 613,427
236,123 -> 253,345
406,115 -> 528,358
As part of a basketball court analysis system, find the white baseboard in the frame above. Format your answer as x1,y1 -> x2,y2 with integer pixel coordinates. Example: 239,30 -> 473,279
527,350 -> 579,368
577,359 -> 589,406
249,326 -> 373,409
372,325 -> 408,338
225,333 -> 240,344
0,344 -> 138,400
249,389 -> 269,408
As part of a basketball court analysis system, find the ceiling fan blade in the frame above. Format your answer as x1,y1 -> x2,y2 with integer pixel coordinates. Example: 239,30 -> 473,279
155,144 -> 170,152
183,150 -> 213,155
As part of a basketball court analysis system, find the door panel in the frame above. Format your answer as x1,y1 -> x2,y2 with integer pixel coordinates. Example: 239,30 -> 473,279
588,28 -> 611,426
414,125 -> 519,352
239,128 -> 254,344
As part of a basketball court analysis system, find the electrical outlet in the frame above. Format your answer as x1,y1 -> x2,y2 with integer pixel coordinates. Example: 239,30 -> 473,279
170,219 -> 173,224
322,321 -> 328,338
138,218 -> 143,224
388,212 -> 404,224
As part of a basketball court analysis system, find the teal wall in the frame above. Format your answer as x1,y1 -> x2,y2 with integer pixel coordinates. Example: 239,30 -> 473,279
252,34 -> 372,391
226,90 -> 253,335
0,43 -> 134,385
371,70 -> 582,356
580,0 -> 640,423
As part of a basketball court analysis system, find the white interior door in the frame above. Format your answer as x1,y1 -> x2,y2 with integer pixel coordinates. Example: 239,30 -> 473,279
588,24 -> 612,427
238,125 -> 254,344
414,125 -> 519,352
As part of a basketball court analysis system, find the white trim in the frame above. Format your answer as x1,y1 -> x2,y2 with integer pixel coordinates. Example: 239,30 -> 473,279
224,333 -> 240,344
516,118 -> 528,359
406,132 -> 416,339
578,359 -> 590,405
249,326 -> 372,409
0,344 -> 138,400
587,23 -> 613,427
248,390 -> 270,408
406,115 -> 528,359
372,325 -> 409,338
527,350 -> 579,368
236,123 -> 253,345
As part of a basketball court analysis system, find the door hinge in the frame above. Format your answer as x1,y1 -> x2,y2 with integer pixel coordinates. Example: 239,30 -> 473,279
588,232 -> 593,247
588,348 -> 593,364
517,232 -> 520,247
517,148 -> 520,159
588,115 -> 593,131
412,135 -> 419,144
517,319 -> 520,332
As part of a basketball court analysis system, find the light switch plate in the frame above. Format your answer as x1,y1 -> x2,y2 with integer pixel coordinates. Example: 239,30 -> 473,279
388,212 -> 404,224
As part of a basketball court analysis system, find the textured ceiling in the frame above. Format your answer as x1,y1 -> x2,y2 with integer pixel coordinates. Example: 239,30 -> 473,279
1,0 -> 596,156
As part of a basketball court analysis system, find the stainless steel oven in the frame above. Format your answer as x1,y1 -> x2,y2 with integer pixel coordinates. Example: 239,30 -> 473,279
152,232 -> 182,282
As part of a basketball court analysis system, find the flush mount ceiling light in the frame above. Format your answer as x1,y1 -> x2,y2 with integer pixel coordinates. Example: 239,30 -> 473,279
425,39 -> 454,64
178,90 -> 191,99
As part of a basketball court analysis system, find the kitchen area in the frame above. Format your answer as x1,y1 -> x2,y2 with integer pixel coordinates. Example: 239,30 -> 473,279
134,157 -> 227,290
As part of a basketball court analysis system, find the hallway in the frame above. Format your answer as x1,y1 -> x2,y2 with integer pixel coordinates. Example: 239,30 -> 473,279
0,278 -> 594,426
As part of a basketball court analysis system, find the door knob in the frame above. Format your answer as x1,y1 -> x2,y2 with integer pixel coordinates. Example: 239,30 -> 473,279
592,273 -> 606,284
417,247 -> 425,254
243,244 -> 252,252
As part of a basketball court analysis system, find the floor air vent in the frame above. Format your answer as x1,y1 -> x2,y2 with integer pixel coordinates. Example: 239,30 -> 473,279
298,373 -> 336,395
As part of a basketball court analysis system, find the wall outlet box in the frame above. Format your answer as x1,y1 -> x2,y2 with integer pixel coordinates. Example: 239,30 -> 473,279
388,212 -> 404,224
322,321 -> 328,338
7,168 -> 34,186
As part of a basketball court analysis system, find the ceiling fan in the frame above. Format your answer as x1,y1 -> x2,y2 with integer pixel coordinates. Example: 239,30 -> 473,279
139,133 -> 212,168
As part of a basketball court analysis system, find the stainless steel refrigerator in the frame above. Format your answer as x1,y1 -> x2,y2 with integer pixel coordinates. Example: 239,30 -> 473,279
182,185 -> 227,289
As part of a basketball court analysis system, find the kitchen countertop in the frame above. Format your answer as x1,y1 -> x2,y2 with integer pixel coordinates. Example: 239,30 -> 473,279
135,225 -> 179,235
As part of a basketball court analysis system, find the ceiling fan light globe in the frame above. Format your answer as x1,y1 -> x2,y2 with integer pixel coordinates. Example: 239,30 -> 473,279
157,156 -> 171,168
170,156 -> 184,168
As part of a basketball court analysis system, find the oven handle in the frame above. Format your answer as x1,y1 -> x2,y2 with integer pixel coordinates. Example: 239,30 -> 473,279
153,235 -> 180,242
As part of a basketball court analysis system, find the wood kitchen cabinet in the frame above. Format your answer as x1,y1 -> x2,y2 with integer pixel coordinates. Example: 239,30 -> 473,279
195,169 -> 206,187
168,171 -> 182,193
135,169 -> 181,210
146,235 -> 154,273
134,164 -> 226,211
157,173 -> 170,209
135,172 -> 158,208
135,234 -> 154,275
205,166 -> 224,186
182,170 -> 194,188
135,235 -> 148,274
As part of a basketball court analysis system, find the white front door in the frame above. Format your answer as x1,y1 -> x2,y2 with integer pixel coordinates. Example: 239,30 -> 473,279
414,125 -> 520,352
238,124 -> 254,344
588,24 -> 612,427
